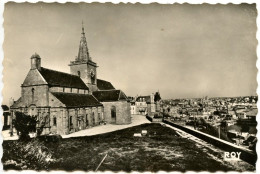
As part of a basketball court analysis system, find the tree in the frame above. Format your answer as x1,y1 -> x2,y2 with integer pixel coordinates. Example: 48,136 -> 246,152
220,121 -> 228,133
13,112 -> 37,141
154,92 -> 161,102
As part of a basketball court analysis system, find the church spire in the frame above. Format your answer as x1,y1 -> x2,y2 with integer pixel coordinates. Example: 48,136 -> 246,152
81,21 -> 85,36
76,22 -> 91,62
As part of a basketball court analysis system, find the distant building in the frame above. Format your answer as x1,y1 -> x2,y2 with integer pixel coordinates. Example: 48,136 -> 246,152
2,105 -> 10,130
237,108 -> 257,127
10,25 -> 131,135
130,100 -> 137,115
131,92 -> 161,116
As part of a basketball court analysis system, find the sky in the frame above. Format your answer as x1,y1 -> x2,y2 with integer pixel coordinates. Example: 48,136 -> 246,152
2,2 -> 258,105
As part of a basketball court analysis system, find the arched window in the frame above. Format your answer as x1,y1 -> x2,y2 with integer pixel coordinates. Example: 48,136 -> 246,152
32,88 -> 35,102
92,112 -> 95,124
111,106 -> 116,123
53,117 -> 57,126
85,114 -> 88,126
98,113 -> 101,122
77,71 -> 81,77
70,116 -> 73,126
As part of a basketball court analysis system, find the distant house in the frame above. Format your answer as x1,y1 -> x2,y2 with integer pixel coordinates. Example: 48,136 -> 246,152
132,92 -> 161,116
245,108 -> 257,121
237,108 -> 257,127
135,95 -> 152,115
2,105 -> 10,130
130,100 -> 137,115
169,106 -> 181,117
236,112 -> 247,119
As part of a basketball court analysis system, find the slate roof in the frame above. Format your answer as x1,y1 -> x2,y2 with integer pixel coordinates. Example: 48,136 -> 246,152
52,92 -> 102,107
93,90 -> 128,102
136,96 -> 151,104
39,67 -> 88,90
245,108 -> 258,117
10,97 -> 22,109
97,79 -> 115,90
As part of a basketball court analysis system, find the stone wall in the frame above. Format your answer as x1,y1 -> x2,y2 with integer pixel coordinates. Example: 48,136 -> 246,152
22,69 -> 47,86
102,101 -> 131,124
70,63 -> 89,83
70,62 -> 98,92
147,103 -> 156,116
49,107 -> 69,135
164,119 -> 257,166
11,102 -> 104,136
46,106 -> 104,135
21,69 -> 49,106
21,85 -> 49,107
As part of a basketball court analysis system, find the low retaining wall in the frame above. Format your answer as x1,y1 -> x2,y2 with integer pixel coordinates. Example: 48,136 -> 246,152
146,115 -> 162,122
146,115 -> 153,122
163,120 -> 257,166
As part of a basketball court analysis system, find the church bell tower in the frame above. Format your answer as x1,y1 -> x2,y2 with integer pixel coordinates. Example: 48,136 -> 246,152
69,23 -> 98,93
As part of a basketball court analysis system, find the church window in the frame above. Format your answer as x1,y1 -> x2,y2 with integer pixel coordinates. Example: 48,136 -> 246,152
53,117 -> 57,126
98,113 -> 101,122
85,114 -> 89,126
77,71 -> 81,77
92,112 -> 95,124
69,116 -> 73,127
77,119 -> 80,127
32,88 -> 35,102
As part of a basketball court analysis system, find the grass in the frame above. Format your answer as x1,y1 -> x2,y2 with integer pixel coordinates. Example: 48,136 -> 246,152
2,123 -> 255,172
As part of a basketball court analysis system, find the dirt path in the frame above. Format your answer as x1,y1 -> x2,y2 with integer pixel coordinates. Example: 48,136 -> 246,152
2,115 -> 150,140
62,114 -> 150,138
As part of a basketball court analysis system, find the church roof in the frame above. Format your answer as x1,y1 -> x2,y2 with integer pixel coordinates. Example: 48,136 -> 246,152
10,97 -> 22,109
97,79 -> 115,90
76,23 -> 91,62
39,67 -> 88,90
69,24 -> 97,66
93,90 -> 128,102
51,92 -> 102,107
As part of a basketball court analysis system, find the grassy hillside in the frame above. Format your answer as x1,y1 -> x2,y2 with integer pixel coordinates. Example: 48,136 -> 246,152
2,123 -> 255,172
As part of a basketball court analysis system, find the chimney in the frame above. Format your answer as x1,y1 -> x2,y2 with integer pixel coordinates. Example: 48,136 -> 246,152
31,53 -> 41,70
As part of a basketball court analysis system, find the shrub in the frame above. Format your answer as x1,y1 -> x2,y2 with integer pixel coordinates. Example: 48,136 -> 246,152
3,139 -> 54,170
13,112 -> 37,141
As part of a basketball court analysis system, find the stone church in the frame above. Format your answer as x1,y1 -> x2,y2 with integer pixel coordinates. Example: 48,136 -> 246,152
10,25 -> 131,135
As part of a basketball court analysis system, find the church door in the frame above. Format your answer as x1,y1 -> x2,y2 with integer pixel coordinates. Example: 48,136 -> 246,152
111,106 -> 116,124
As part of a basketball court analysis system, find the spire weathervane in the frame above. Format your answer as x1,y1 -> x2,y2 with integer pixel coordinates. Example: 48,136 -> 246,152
82,20 -> 85,35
